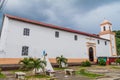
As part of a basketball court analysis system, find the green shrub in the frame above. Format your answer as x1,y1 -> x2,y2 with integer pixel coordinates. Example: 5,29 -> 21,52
81,61 -> 91,67
78,68 -> 103,78
0,68 -> 6,78
98,59 -> 106,66
0,68 -> 1,74
80,69 -> 85,74
115,58 -> 120,64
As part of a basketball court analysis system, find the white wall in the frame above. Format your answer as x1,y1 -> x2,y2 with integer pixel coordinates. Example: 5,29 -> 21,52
96,40 -> 111,57
0,17 -> 111,59
100,33 -> 117,56
0,16 -> 9,54
100,34 -> 110,40
111,35 -> 117,55
101,24 -> 112,31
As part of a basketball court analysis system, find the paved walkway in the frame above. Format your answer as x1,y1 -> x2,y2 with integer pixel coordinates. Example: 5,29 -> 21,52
2,65 -> 120,80
2,70 -> 91,80
86,66 -> 120,80
55,70 -> 90,80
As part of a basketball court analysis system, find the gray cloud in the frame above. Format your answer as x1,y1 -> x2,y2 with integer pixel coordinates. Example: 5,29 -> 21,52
0,0 -> 120,34
72,0 -> 120,12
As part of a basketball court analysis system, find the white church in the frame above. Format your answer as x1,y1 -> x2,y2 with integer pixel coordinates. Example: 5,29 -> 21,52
0,14 -> 117,64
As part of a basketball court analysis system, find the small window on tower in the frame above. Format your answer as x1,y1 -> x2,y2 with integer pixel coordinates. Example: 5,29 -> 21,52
109,26 -> 111,31
103,26 -> 106,31
105,41 -> 107,45
97,40 -> 100,44
74,35 -> 78,40
55,31 -> 59,38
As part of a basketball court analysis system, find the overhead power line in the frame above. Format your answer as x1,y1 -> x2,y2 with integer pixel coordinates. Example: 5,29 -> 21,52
0,0 -> 5,11
0,0 -> 8,12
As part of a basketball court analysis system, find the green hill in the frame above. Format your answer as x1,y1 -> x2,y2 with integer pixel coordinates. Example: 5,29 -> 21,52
113,30 -> 120,55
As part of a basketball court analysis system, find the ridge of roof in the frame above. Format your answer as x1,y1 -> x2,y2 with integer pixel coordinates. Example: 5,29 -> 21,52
5,14 -> 109,41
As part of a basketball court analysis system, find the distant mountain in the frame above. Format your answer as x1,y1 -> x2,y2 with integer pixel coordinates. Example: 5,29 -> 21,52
113,30 -> 120,55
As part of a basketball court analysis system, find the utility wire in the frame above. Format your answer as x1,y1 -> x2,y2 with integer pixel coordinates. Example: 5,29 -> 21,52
0,0 -> 5,11
0,0 -> 8,12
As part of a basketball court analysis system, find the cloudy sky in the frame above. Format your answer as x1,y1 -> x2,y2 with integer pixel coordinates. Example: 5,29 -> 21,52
0,0 -> 120,34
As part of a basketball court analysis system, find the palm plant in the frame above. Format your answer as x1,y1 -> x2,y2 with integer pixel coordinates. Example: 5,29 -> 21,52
19,57 -> 33,71
31,58 -> 46,74
19,57 -> 47,75
56,55 -> 68,68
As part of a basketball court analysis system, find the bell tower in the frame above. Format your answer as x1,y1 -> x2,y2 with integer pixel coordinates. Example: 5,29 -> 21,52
99,20 -> 117,56
99,20 -> 112,34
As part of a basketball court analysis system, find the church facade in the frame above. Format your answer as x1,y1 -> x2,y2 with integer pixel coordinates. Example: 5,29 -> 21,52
0,14 -> 117,64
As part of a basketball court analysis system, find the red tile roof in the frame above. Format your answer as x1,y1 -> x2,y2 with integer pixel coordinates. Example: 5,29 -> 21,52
5,14 -> 109,41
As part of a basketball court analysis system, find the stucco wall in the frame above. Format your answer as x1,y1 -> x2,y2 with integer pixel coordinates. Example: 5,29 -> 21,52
0,16 -> 111,64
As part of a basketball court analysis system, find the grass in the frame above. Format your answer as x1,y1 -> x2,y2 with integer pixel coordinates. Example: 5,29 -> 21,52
54,67 -> 66,70
0,73 -> 6,78
76,69 -> 103,78
26,74 -> 50,79
111,66 -> 120,69
12,69 -> 50,79
79,72 -> 103,78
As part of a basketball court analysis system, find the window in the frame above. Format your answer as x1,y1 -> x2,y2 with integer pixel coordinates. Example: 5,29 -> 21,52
105,41 -> 107,45
109,26 -> 111,31
103,26 -> 106,31
74,35 -> 78,40
22,46 -> 29,56
97,40 -> 100,44
112,46 -> 114,48
23,28 -> 30,36
55,31 -> 59,38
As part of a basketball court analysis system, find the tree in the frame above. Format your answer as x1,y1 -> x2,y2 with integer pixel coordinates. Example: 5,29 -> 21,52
31,58 -> 46,74
19,57 -> 33,71
114,30 -> 120,55
115,58 -> 120,65
19,57 -> 46,74
116,37 -> 120,54
56,55 -> 68,68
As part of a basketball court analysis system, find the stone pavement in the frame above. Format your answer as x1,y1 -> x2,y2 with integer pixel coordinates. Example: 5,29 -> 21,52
2,70 -> 91,80
55,70 -> 90,80
2,65 -> 120,80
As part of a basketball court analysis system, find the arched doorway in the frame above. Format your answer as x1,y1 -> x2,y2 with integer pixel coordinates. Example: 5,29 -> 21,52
89,47 -> 94,62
